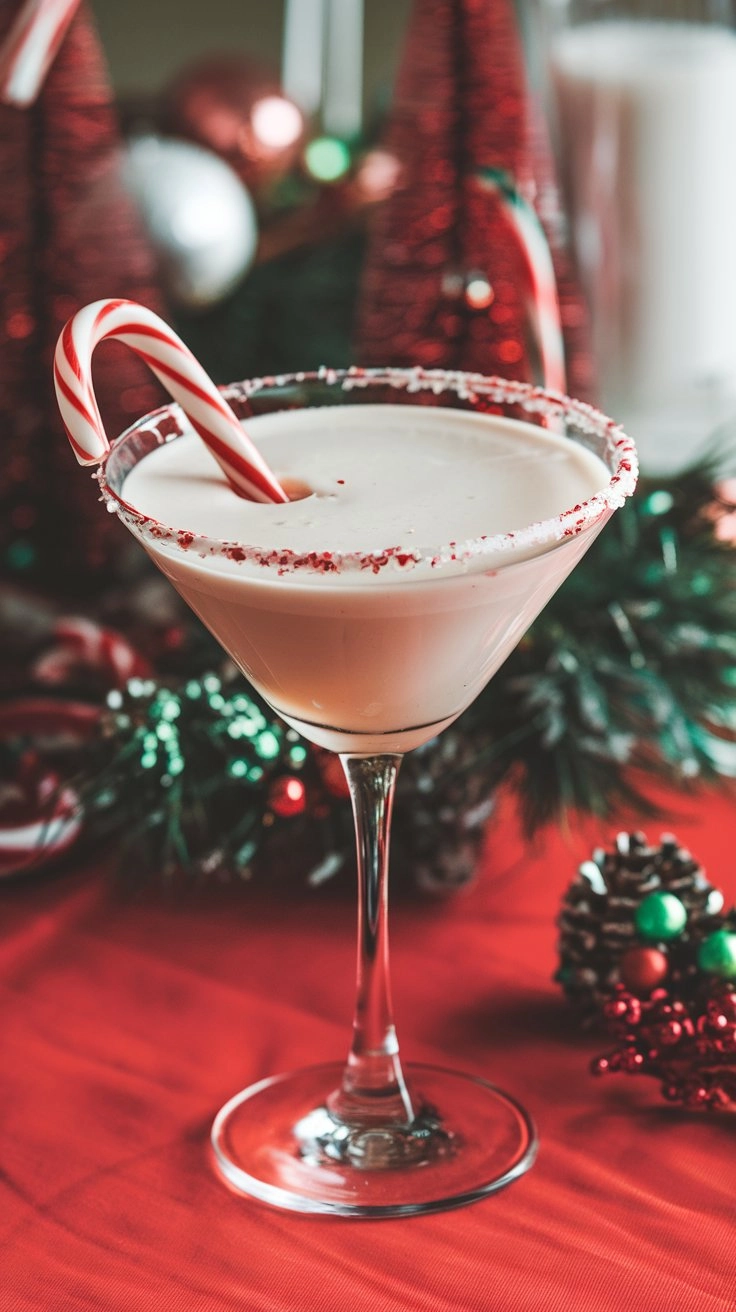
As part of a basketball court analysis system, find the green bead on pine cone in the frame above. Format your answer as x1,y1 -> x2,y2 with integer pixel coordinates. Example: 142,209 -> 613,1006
697,929 -> 736,979
634,890 -> 688,941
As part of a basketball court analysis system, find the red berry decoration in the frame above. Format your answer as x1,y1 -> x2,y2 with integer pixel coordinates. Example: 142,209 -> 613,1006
268,775 -> 307,819
593,984 -> 736,1113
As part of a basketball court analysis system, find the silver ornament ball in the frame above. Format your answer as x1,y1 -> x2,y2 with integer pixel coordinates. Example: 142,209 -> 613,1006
124,135 -> 258,309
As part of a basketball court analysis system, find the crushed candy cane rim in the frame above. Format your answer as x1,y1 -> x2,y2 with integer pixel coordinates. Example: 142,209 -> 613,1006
96,366 -> 638,579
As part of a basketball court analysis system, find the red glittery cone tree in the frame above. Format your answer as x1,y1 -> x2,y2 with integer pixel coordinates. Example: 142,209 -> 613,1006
356,0 -> 593,396
0,2 -> 164,593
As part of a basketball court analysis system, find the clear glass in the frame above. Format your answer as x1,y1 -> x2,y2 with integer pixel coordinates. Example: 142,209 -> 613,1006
539,0 -> 736,472
99,368 -> 637,1216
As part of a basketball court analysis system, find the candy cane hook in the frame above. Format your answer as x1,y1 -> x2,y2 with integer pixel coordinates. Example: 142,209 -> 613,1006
54,299 -> 288,504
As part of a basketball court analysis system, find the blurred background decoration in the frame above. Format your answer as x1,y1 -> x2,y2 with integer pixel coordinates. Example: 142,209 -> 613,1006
537,0 -> 736,474
2,0 -> 736,891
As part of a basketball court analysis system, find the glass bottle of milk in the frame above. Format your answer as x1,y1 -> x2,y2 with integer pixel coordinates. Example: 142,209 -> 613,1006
540,0 -> 736,472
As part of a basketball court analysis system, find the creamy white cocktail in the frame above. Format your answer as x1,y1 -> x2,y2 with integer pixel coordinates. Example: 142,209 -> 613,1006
122,403 -> 610,754
54,298 -> 637,1216
95,366 -> 636,1217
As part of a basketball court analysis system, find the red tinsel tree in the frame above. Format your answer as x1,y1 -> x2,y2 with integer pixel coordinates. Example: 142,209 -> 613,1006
356,0 -> 593,397
0,2 -> 164,592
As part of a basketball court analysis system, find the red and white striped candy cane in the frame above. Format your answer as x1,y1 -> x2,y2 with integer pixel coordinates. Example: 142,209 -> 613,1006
54,299 -> 288,504
0,0 -> 80,107
33,618 -> 151,688
475,168 -> 566,395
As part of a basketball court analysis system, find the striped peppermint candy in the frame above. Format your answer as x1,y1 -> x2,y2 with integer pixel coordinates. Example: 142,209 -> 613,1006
54,299 -> 288,504
475,168 -> 566,396
0,0 -> 81,107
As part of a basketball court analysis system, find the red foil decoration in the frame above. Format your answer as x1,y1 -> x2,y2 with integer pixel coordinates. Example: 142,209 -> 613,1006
355,0 -> 594,398
0,2 -> 164,591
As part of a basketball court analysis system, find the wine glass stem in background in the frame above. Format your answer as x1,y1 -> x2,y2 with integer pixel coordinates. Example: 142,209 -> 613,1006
328,754 -> 415,1128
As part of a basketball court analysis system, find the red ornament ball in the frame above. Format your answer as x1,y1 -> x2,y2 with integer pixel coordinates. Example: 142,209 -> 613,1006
268,775 -> 307,818
619,946 -> 669,995
165,57 -> 305,195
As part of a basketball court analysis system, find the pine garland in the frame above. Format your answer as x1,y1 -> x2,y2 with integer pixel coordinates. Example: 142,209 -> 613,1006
463,456 -> 736,832
88,674 -> 302,882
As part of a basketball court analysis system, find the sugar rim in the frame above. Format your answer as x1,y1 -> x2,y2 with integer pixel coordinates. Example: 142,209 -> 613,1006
96,366 -> 638,578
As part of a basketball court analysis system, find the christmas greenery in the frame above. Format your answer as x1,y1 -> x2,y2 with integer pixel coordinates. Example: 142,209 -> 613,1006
463,456 -> 736,832
89,674 -> 303,882
75,670 -> 495,891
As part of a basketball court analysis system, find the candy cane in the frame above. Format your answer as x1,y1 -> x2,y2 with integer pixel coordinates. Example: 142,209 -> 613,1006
0,0 -> 80,107
475,167 -> 566,395
33,618 -> 151,688
54,299 -> 288,504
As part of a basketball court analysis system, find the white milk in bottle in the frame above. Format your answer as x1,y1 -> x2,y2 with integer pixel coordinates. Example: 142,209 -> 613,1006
551,21 -> 736,470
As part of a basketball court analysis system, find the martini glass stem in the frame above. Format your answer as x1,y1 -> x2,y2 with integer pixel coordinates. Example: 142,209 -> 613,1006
329,754 -> 415,1128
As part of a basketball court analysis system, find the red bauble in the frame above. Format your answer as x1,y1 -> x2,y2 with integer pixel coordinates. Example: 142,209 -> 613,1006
268,775 -> 307,819
619,946 -> 669,995
165,57 -> 305,197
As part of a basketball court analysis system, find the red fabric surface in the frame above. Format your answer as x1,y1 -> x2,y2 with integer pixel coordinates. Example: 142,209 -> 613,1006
2,787 -> 735,1311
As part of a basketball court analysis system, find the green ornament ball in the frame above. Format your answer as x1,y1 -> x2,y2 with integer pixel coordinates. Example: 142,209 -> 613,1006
697,929 -> 736,979
634,891 -> 688,942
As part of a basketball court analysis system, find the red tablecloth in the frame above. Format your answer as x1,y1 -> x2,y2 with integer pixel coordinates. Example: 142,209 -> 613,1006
2,787 -> 735,1312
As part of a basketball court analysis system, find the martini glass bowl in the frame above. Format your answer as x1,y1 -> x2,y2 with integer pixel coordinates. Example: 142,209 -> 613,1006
99,368 -> 637,1217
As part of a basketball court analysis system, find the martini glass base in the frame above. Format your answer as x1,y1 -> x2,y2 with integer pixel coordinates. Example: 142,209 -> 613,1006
211,1062 -> 537,1217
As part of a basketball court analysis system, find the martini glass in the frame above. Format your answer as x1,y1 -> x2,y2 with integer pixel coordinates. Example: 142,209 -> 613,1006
98,368 -> 637,1217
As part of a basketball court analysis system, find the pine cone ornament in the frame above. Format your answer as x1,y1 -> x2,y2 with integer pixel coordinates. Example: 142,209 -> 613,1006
557,831 -> 726,1020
